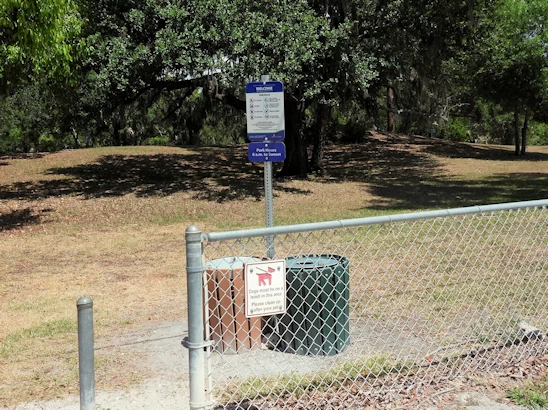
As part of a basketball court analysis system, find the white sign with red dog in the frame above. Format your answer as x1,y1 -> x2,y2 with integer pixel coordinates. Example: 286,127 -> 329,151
244,259 -> 286,318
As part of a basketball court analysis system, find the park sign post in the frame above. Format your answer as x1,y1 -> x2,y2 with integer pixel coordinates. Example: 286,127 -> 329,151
246,77 -> 285,259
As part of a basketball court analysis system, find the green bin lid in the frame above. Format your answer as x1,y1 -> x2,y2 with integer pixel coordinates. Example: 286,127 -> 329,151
286,256 -> 339,270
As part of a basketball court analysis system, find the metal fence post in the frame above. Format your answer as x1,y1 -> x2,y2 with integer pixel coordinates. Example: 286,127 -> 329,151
184,225 -> 207,410
77,296 -> 95,410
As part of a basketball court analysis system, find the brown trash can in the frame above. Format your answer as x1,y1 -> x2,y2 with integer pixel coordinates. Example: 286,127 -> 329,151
205,257 -> 262,354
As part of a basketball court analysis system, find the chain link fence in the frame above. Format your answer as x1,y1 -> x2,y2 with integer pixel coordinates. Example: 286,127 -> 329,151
185,200 -> 548,409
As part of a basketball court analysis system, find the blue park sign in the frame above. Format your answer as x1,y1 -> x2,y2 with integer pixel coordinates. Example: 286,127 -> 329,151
245,81 -> 285,142
248,141 -> 286,162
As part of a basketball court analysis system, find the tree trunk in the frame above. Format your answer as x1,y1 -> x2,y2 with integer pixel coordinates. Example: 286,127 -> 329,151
112,120 -> 121,146
521,110 -> 529,155
387,86 -> 395,133
310,104 -> 330,175
279,98 -> 308,177
72,128 -> 80,148
112,105 -> 126,146
188,94 -> 211,145
187,119 -> 201,146
513,110 -> 520,156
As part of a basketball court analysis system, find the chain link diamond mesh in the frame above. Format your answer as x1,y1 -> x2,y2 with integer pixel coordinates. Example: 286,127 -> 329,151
199,205 -> 548,409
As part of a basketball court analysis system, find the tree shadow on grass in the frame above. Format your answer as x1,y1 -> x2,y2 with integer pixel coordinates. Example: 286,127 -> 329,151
0,153 -> 45,161
365,172 -> 548,210
0,208 -> 51,231
317,136 -> 442,195
318,134 -> 548,210
374,134 -> 548,161
0,135 -> 546,208
0,146 -> 310,202
422,139 -> 548,161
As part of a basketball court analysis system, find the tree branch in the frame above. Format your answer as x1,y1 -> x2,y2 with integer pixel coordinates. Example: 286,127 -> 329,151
207,77 -> 245,111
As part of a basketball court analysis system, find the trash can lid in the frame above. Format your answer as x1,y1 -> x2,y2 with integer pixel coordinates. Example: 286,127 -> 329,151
286,256 -> 339,270
206,257 -> 262,270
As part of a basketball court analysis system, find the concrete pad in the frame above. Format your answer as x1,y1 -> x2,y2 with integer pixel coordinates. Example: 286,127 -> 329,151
455,392 -> 524,410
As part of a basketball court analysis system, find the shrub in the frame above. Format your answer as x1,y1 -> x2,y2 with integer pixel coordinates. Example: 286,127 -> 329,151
199,117 -> 246,146
0,128 -> 20,154
529,122 -> 548,145
38,135 -> 59,152
144,136 -> 171,146
440,118 -> 472,142
332,103 -> 376,143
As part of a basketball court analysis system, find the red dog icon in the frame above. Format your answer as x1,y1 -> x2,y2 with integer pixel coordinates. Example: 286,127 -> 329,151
256,267 -> 275,286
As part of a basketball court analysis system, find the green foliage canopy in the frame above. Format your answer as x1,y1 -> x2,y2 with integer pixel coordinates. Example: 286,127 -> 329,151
472,0 -> 548,113
2,0 -> 547,165
0,0 -> 81,88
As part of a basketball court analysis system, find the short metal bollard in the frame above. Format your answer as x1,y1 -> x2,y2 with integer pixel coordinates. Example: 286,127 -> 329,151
77,296 -> 95,410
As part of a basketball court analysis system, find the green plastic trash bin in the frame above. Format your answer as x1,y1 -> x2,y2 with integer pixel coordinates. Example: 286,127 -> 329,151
276,255 -> 350,356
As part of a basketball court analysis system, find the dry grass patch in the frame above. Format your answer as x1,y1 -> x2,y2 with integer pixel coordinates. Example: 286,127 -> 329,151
1,135 -> 548,406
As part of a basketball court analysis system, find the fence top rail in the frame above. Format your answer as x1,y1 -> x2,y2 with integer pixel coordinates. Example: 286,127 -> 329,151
202,199 -> 548,243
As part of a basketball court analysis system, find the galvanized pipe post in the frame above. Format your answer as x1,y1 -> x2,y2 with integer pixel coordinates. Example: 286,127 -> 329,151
185,225 -> 207,410
261,74 -> 275,259
77,296 -> 95,410
264,159 -> 275,258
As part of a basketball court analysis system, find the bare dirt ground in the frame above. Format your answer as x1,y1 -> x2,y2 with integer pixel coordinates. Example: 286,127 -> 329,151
4,318 -> 546,409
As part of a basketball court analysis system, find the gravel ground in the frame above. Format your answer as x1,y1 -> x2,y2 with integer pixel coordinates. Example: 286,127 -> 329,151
5,320 -> 546,410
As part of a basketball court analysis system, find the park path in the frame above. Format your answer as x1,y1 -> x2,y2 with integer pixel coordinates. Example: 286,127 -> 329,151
3,320 -> 532,410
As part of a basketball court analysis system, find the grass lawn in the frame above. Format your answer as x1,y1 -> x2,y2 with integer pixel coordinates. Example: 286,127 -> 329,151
1,133 -> 547,406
